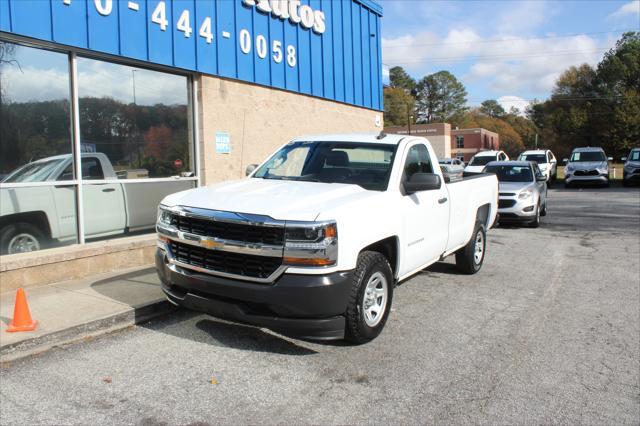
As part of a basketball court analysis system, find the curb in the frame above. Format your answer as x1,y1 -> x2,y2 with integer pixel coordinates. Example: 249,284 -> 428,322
0,299 -> 177,363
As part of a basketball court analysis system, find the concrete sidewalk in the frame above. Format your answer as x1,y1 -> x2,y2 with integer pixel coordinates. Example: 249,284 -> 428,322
0,265 -> 175,362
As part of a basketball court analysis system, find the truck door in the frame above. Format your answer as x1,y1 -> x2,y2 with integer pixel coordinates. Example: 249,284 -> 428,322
400,143 -> 450,274
80,157 -> 126,238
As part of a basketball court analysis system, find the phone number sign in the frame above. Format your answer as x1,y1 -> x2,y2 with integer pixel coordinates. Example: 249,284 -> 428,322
0,0 -> 384,111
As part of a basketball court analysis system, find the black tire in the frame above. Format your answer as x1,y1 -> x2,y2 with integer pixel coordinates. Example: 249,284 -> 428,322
455,223 -> 486,274
0,222 -> 46,255
540,195 -> 548,217
564,181 -> 571,189
344,251 -> 394,344
528,202 -> 541,228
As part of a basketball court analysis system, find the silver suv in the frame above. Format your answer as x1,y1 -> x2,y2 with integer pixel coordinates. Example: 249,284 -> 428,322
484,161 -> 548,228
564,147 -> 611,188
622,148 -> 640,187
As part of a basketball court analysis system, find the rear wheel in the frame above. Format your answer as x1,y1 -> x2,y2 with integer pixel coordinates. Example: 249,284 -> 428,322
0,223 -> 46,255
455,223 -> 486,274
345,251 -> 394,344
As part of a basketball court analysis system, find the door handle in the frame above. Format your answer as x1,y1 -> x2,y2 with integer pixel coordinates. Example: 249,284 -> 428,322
438,197 -> 448,204
102,188 -> 115,193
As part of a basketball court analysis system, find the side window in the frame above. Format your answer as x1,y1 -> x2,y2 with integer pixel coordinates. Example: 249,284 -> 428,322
402,144 -> 433,182
82,157 -> 104,180
58,164 -> 74,181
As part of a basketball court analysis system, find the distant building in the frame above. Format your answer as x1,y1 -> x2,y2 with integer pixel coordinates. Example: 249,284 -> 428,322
383,123 -> 499,162
451,128 -> 500,162
383,123 -> 452,159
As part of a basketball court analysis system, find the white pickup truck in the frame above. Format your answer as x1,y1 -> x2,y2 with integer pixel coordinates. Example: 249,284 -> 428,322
0,153 -> 193,254
156,133 -> 498,343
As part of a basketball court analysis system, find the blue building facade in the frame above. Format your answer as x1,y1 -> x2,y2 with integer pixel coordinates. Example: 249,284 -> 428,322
0,0 -> 383,111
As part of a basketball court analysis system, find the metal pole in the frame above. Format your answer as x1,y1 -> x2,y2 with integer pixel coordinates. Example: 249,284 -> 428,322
131,69 -> 137,104
69,52 -> 85,244
535,133 -> 538,149
407,104 -> 411,134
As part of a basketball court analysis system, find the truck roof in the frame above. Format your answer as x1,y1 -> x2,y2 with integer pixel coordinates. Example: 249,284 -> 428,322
520,149 -> 548,155
572,147 -> 605,152
290,133 -> 409,145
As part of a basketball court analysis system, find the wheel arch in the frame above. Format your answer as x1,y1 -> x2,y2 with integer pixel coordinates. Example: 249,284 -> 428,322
0,211 -> 52,239
360,236 -> 399,279
475,203 -> 492,228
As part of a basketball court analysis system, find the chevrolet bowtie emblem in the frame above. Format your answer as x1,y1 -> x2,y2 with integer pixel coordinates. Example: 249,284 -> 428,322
201,239 -> 222,249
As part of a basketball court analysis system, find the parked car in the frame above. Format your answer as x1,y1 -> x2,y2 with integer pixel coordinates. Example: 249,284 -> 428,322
563,147 -> 612,188
465,150 -> 509,175
156,133 -> 498,343
518,149 -> 557,182
483,161 -> 548,228
439,158 -> 464,182
622,148 -> 640,187
0,153 -> 193,254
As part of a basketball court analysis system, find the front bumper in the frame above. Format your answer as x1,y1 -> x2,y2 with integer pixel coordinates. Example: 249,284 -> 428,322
497,196 -> 537,222
155,249 -> 353,340
623,169 -> 640,183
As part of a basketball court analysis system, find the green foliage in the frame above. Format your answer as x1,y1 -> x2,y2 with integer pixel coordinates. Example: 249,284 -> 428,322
388,66 -> 416,93
479,100 -> 505,118
383,87 -> 415,126
415,71 -> 468,123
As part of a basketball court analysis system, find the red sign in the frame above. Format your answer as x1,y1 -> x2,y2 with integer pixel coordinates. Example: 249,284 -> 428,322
174,159 -> 183,168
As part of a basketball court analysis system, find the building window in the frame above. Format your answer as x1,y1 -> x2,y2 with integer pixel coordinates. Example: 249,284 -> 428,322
456,135 -> 464,149
0,40 -> 197,256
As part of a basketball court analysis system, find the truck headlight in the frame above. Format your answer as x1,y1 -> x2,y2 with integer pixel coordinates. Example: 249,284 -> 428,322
518,190 -> 532,200
157,205 -> 172,226
565,164 -> 574,172
283,221 -> 338,267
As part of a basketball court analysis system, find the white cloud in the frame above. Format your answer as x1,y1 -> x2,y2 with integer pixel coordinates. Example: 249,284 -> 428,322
2,61 -> 187,106
608,1 -> 640,19
498,96 -> 530,115
383,29 -> 614,99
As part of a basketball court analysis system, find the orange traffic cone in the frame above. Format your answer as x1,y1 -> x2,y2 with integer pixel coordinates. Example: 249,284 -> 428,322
6,288 -> 37,332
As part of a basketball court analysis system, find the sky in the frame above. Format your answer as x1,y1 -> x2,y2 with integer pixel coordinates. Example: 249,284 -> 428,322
379,0 -> 640,112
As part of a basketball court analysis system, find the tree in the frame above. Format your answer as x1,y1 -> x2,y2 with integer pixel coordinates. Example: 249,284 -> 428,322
383,87 -> 415,127
480,100 -> 505,118
388,66 -> 416,93
415,71 -> 468,123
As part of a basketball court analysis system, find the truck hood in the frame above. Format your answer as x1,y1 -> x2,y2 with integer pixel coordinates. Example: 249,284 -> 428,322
161,178 -> 376,221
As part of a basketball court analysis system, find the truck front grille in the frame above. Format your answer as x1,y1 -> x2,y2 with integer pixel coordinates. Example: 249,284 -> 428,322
169,241 -> 282,279
169,213 -> 284,245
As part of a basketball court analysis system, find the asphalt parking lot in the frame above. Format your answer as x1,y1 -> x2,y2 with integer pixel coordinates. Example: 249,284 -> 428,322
1,185 -> 639,425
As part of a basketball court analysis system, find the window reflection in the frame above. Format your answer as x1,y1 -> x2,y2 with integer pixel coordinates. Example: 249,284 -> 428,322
0,42 -> 72,180
77,58 -> 192,179
82,180 -> 195,241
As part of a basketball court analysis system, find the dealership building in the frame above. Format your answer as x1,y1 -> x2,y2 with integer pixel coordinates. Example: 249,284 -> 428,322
0,0 -> 383,290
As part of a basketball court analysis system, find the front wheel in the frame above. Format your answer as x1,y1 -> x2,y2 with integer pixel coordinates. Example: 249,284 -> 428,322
345,251 -> 394,344
455,223 -> 486,274
529,202 -> 541,228
0,223 -> 46,255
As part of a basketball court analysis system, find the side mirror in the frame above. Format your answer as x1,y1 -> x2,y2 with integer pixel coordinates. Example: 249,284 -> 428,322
403,173 -> 441,195
562,158 -> 568,165
536,174 -> 547,182
245,164 -> 258,176
607,157 -> 613,162
621,157 -> 627,162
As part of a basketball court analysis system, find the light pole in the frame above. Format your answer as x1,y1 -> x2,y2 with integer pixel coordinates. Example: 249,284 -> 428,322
131,69 -> 137,105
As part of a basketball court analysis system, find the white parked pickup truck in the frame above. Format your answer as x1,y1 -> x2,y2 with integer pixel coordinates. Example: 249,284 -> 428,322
0,153 -> 193,254
156,133 -> 498,343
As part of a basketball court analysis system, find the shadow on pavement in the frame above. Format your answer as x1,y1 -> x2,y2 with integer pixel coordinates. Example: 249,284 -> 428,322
422,262 -> 465,276
142,309 -> 318,356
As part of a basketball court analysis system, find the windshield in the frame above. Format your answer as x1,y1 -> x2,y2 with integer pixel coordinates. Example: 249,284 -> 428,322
2,158 -> 65,183
253,141 -> 397,191
519,154 -> 547,163
629,150 -> 640,161
469,155 -> 495,166
483,165 -> 533,182
570,151 -> 606,162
